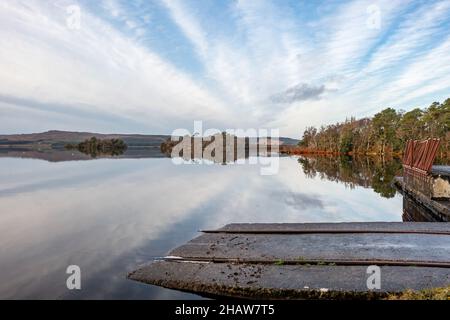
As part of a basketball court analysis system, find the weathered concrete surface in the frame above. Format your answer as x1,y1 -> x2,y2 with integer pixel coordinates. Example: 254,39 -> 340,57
402,193 -> 445,222
394,177 -> 450,221
205,222 -> 450,234
129,222 -> 450,299
431,165 -> 450,177
170,232 -> 450,266
402,168 -> 450,200
129,261 -> 450,299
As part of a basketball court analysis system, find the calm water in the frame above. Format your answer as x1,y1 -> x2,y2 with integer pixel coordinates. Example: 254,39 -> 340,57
0,153 -> 405,299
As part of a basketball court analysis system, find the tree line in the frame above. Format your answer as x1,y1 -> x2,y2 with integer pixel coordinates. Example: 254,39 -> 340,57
298,98 -> 449,158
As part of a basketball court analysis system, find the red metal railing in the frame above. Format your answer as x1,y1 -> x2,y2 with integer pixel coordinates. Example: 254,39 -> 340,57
402,138 -> 440,174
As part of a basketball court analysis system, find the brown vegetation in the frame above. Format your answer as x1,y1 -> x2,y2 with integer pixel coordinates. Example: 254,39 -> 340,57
386,285 -> 449,300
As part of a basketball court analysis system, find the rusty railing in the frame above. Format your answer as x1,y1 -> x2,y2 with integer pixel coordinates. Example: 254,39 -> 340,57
402,138 -> 440,174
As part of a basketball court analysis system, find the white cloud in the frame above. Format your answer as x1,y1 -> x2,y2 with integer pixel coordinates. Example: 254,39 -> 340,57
0,0 -> 231,133
364,1 -> 450,75
161,0 -> 209,57
0,0 -> 449,136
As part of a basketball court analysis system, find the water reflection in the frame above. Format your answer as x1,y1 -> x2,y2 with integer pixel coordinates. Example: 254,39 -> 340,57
0,147 -> 166,162
297,155 -> 447,222
0,154 -> 405,299
297,155 -> 402,198
401,193 -> 444,222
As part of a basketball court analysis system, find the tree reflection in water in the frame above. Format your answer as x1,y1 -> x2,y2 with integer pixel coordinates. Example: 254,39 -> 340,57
297,155 -> 449,222
297,155 -> 402,198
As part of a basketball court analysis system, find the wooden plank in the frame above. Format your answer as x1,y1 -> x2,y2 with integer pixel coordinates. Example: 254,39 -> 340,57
129,261 -> 450,299
203,222 -> 450,235
169,233 -> 450,265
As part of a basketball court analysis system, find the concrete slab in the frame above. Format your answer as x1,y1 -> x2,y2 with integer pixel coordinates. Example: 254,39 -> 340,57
129,261 -> 450,299
432,166 -> 450,177
205,222 -> 450,234
394,177 -> 450,221
128,222 -> 450,299
170,233 -> 450,266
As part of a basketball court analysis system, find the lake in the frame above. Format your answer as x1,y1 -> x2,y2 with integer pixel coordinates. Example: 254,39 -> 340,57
0,152 -> 408,299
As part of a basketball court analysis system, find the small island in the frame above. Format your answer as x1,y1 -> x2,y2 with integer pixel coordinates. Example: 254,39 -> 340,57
65,137 -> 127,157
160,132 -> 278,163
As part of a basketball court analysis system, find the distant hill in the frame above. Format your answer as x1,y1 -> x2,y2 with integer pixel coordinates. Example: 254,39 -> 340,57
0,130 -> 170,149
279,137 -> 300,146
0,130 -> 299,149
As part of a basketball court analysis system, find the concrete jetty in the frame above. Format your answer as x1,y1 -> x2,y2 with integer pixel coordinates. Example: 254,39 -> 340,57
128,222 -> 450,299
394,165 -> 450,221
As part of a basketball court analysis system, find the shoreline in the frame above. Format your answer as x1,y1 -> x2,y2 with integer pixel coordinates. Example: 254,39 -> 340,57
279,145 -> 449,159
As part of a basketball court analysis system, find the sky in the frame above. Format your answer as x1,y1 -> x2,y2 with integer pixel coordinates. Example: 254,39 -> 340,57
0,0 -> 449,137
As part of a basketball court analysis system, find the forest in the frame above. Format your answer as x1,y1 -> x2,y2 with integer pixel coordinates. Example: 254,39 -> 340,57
297,98 -> 449,158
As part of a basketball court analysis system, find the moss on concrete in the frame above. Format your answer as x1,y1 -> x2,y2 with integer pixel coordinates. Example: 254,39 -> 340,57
385,286 -> 449,300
